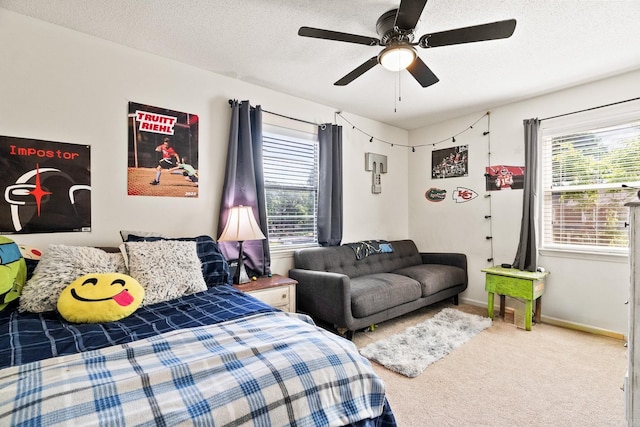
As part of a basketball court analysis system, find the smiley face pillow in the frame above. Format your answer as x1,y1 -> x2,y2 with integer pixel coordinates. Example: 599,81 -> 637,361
57,273 -> 145,323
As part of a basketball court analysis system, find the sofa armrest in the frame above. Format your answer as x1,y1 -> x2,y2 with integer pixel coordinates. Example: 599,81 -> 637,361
288,269 -> 353,327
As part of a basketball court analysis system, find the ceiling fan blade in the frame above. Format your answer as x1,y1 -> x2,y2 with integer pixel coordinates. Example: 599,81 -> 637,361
419,19 -> 517,48
298,26 -> 379,46
406,57 -> 439,87
334,57 -> 379,86
394,0 -> 429,30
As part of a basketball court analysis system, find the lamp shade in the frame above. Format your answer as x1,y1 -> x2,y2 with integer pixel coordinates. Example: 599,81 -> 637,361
379,45 -> 416,72
218,205 -> 266,242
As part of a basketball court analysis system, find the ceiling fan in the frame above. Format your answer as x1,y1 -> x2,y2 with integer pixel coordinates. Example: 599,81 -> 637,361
298,0 -> 516,87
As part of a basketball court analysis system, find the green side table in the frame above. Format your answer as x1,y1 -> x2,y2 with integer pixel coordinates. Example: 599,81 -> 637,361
481,266 -> 549,331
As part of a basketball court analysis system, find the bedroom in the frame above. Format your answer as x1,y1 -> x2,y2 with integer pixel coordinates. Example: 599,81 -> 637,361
0,1 -> 639,425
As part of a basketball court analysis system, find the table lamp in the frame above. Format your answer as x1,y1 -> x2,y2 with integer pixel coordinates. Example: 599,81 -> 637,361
218,205 -> 266,284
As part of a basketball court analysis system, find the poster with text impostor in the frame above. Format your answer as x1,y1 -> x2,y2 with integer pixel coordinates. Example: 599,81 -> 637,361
128,102 -> 199,198
0,136 -> 91,234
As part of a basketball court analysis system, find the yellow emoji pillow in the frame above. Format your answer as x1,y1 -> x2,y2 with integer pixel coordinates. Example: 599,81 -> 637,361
57,273 -> 145,323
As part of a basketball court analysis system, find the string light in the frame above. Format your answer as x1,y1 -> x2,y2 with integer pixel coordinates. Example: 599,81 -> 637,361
334,112 -> 489,153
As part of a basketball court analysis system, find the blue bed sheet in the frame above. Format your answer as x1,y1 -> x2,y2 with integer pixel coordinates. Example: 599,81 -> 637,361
0,285 -> 274,369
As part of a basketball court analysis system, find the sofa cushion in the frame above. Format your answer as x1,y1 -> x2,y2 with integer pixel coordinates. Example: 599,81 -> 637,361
350,273 -> 421,318
393,264 -> 466,297
294,240 -> 422,279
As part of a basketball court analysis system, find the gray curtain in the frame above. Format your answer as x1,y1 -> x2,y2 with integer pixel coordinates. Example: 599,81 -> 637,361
217,100 -> 271,276
317,124 -> 343,246
513,118 -> 540,272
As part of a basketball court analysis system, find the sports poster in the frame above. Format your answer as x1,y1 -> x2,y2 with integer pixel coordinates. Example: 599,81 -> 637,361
0,136 -> 91,234
431,145 -> 468,179
485,165 -> 525,191
127,102 -> 199,198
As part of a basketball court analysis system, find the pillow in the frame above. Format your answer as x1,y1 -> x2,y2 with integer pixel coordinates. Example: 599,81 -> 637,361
0,236 -> 27,312
119,230 -> 167,242
19,245 -> 127,313
125,235 -> 232,286
124,240 -> 207,305
57,273 -> 145,323
18,244 -> 42,281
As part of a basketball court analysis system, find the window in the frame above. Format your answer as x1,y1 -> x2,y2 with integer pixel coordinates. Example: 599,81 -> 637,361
262,126 -> 319,249
541,110 -> 640,254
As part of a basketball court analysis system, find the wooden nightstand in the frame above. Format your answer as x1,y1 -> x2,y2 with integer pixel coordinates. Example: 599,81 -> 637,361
233,274 -> 297,312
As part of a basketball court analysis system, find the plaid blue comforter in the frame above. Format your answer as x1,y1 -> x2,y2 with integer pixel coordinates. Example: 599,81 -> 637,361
0,286 -> 396,426
1,311 -> 389,426
0,286 -> 273,369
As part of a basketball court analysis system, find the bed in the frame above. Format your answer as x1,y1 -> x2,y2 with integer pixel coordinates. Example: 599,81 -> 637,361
0,236 -> 397,426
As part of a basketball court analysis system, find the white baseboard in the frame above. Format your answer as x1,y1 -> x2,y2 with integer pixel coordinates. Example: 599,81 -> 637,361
460,297 -> 626,342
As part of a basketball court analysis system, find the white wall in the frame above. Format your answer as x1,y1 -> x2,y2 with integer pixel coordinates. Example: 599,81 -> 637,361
0,9 -> 410,275
4,8 -> 637,335
408,69 -> 640,336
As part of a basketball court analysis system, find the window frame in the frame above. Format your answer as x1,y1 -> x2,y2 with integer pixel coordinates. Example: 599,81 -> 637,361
262,123 -> 320,253
539,106 -> 640,257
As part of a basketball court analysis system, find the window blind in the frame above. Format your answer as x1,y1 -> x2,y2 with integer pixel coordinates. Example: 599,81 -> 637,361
541,118 -> 640,252
263,132 -> 318,247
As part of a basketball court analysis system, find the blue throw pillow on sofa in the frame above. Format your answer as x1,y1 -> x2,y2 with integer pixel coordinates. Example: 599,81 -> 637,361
125,235 -> 232,287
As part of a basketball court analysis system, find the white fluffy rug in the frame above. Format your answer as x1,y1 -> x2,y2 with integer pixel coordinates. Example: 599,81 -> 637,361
359,308 -> 492,378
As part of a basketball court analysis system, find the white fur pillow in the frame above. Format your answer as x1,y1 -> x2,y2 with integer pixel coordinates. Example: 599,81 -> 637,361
125,240 -> 207,306
19,245 -> 127,313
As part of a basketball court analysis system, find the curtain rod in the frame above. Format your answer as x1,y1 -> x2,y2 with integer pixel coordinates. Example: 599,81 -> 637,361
228,99 -> 322,127
540,96 -> 640,121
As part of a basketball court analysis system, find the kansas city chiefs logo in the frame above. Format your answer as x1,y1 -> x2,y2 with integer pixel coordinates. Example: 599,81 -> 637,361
452,187 -> 478,203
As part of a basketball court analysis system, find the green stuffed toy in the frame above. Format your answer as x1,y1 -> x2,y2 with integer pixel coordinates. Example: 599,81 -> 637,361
0,236 -> 27,311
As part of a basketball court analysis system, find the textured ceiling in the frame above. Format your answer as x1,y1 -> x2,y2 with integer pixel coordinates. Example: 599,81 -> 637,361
2,0 -> 640,129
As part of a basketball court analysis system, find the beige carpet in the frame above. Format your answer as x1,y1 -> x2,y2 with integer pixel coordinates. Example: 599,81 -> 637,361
353,302 -> 627,427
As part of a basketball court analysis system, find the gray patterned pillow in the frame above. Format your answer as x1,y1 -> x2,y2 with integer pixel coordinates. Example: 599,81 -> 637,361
125,240 -> 207,306
19,245 -> 127,313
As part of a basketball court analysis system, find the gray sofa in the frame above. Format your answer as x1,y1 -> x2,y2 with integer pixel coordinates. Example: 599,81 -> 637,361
289,239 -> 467,339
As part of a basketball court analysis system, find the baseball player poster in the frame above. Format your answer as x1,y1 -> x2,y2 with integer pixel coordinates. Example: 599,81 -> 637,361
0,136 -> 91,234
127,102 -> 199,198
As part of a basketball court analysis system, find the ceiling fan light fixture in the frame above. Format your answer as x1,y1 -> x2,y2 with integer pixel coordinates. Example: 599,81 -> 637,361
379,45 -> 416,71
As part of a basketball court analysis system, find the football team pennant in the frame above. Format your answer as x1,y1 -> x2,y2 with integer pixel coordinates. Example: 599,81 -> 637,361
0,136 -> 91,234
485,165 -> 525,191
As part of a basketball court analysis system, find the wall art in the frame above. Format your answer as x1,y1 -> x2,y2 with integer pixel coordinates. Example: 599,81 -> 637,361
365,152 -> 387,194
485,165 -> 525,191
0,136 -> 91,234
127,102 -> 199,198
425,188 -> 447,202
431,145 -> 468,179
452,187 -> 478,203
